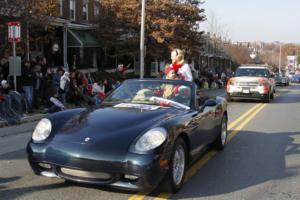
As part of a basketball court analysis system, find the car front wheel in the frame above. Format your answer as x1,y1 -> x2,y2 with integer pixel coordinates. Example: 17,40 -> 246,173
166,138 -> 187,193
213,115 -> 228,150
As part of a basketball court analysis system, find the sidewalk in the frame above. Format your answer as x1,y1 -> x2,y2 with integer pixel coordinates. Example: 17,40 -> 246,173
0,113 -> 47,128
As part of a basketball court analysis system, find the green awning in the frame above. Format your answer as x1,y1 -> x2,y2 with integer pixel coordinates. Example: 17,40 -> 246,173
67,29 -> 100,48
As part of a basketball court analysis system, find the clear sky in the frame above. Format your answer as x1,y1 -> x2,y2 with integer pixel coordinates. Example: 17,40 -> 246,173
202,0 -> 300,43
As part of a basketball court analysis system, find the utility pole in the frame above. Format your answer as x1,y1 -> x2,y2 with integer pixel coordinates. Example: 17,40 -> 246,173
140,0 -> 146,79
279,44 -> 282,73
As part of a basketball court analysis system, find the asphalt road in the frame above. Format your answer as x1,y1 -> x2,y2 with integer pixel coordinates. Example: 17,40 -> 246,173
1,85 -> 300,200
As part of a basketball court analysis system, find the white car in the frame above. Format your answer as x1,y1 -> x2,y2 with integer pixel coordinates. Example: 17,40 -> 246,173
227,65 -> 275,103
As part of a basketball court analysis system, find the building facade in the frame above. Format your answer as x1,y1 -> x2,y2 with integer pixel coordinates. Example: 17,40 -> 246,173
0,0 -> 101,71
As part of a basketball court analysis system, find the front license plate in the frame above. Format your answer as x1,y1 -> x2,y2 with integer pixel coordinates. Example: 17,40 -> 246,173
242,89 -> 250,94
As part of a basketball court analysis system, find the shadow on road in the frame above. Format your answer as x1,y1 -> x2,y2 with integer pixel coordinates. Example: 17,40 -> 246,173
0,149 -> 26,161
0,176 -> 20,185
0,131 -> 299,199
0,183 -> 70,200
169,131 -> 300,199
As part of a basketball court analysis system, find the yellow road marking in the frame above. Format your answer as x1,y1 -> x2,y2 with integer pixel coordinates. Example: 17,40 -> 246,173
129,102 -> 267,200
128,192 -> 149,200
227,103 -> 267,142
152,103 -> 267,200
228,103 -> 262,130
154,192 -> 172,200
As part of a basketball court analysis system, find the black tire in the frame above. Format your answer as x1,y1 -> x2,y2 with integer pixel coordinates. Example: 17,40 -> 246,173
213,115 -> 228,151
164,138 -> 187,193
270,92 -> 274,100
263,93 -> 270,103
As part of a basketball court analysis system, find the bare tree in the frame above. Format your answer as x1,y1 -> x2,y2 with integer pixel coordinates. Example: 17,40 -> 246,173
206,11 -> 231,41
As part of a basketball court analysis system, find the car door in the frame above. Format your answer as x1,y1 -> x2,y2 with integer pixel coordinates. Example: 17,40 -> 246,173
188,93 -> 216,157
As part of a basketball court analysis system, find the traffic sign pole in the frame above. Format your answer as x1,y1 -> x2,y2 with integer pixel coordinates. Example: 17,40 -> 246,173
8,21 -> 21,91
13,26 -> 17,91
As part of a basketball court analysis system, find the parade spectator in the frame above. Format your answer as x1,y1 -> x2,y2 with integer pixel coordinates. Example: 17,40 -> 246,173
43,68 -> 55,105
0,80 -> 21,124
87,73 -> 94,85
46,89 -> 65,113
33,60 -> 43,109
68,78 -> 83,106
92,81 -> 105,106
21,61 -> 35,112
41,57 -> 48,75
103,79 -> 112,94
59,72 -> 70,103
0,53 -> 9,80
52,67 -> 64,91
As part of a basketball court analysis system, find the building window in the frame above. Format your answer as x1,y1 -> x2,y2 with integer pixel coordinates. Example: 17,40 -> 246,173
56,0 -> 63,16
94,5 -> 99,17
83,1 -> 88,20
70,0 -> 76,20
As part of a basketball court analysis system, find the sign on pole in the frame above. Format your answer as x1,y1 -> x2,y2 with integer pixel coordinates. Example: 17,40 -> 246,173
9,56 -> 21,76
8,21 -> 21,43
8,21 -> 21,91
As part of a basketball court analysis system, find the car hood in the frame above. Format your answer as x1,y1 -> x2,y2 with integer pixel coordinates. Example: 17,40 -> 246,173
49,105 -> 181,158
231,76 -> 268,82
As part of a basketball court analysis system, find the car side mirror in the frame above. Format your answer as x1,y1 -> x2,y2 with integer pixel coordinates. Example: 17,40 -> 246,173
204,99 -> 217,107
199,99 -> 217,112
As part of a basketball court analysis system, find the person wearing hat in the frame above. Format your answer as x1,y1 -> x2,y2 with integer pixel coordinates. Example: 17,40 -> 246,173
169,48 -> 193,82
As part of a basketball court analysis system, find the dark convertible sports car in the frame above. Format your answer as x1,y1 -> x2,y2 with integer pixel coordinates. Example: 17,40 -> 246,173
27,79 -> 228,192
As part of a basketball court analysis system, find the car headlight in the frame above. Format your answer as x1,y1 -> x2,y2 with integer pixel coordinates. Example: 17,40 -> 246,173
134,127 -> 167,152
32,118 -> 52,142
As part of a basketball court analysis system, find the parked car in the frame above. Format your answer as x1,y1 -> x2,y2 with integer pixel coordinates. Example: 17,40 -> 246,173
27,79 -> 228,192
288,72 -> 295,80
291,74 -> 300,83
274,73 -> 289,86
227,65 -> 276,103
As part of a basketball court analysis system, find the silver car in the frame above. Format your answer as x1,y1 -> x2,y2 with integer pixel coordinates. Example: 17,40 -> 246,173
274,73 -> 289,86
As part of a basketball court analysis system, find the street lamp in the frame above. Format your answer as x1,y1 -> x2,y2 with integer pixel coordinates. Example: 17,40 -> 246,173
250,51 -> 257,60
140,0 -> 146,79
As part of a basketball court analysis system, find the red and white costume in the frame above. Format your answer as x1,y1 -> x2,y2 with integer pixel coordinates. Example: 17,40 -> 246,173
170,63 -> 193,82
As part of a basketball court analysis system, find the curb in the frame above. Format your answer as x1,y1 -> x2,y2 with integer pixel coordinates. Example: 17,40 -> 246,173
0,113 -> 47,128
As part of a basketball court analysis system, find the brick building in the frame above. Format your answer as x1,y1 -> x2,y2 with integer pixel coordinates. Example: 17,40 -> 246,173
48,0 -> 101,71
0,0 -> 101,71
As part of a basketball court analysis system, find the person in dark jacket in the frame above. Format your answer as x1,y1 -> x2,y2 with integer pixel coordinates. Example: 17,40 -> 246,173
21,61 -> 35,112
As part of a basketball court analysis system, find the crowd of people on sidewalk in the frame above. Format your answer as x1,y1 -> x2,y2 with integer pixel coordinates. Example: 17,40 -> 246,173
195,68 -> 233,90
0,48 -> 232,125
0,53 -> 120,125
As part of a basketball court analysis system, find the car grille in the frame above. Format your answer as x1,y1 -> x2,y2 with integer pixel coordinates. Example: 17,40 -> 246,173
60,167 -> 112,180
235,82 -> 258,87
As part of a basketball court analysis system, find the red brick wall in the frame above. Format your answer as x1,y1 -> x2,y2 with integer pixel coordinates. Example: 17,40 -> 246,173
59,0 -> 98,23
76,0 -> 83,22
88,0 -> 94,22
62,0 -> 70,19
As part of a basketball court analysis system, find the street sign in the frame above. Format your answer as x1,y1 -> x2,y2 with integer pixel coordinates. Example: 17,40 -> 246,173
9,56 -> 21,76
8,21 -> 21,43
8,21 -> 21,91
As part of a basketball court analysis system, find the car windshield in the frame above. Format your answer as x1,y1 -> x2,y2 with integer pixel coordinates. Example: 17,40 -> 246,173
235,68 -> 270,77
103,80 -> 192,108
274,73 -> 282,78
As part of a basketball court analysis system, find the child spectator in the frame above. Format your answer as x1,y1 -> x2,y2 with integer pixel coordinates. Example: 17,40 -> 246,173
46,90 -> 65,113
59,72 -> 70,103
